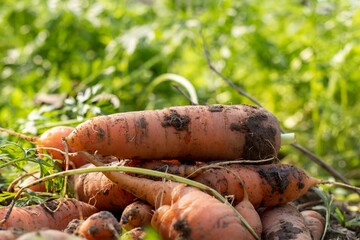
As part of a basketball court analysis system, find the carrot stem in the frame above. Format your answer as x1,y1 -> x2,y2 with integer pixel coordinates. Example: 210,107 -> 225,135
281,133 -> 296,145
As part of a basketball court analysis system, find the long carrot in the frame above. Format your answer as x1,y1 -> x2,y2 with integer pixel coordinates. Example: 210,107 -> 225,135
127,160 -> 322,208
0,198 -> 98,231
66,104 -> 281,161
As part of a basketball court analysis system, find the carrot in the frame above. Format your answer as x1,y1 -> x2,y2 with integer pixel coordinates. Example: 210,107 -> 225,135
76,211 -> 121,240
70,163 -> 135,211
85,155 -> 260,240
301,210 -> 325,240
0,126 -> 88,169
66,104 -> 281,161
0,198 -> 98,231
260,203 -> 312,240
234,174 -> 262,237
128,161 -> 322,208
16,229 -> 83,240
120,201 -> 153,231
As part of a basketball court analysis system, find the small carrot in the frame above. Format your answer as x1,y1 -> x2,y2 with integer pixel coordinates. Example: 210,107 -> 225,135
120,201 -> 153,231
301,210 -> 325,240
0,126 -> 88,169
260,203 -> 312,240
76,211 -> 121,240
0,198 -> 98,231
66,104 -> 281,161
70,163 -> 135,211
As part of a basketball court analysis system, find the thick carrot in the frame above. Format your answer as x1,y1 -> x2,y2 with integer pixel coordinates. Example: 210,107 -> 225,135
120,201 -> 153,231
85,156 -> 259,240
70,163 -> 135,211
76,211 -> 121,240
0,126 -> 88,169
301,210 -> 325,240
0,198 -> 98,231
128,161 -> 322,208
260,203 -> 312,240
66,104 -> 281,161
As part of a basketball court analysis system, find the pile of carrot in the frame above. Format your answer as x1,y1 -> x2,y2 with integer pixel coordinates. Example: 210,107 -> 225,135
0,104 -> 342,239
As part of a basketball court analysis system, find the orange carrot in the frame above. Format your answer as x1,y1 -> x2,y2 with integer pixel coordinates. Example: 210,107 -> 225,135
76,211 -> 121,240
70,163 -> 135,211
0,198 -> 98,231
66,104 -> 281,161
234,174 -> 262,237
0,126 -> 88,169
260,203 -> 312,240
86,155 -> 260,240
120,201 -> 153,231
128,161 -> 322,208
301,210 -> 325,240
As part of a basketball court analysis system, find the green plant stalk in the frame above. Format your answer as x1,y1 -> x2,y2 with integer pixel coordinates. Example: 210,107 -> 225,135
5,165 -> 259,240
143,73 -> 199,107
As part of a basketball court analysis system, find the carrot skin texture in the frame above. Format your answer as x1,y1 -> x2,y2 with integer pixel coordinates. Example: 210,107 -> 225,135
260,203 -> 312,240
120,201 -> 153,231
301,210 -> 325,240
235,195 -> 262,237
0,198 -> 98,231
66,104 -> 281,161
76,211 -> 121,240
70,164 -> 135,211
129,161 -> 321,208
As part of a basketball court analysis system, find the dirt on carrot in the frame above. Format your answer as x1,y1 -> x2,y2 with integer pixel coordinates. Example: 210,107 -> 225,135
66,104 -> 281,162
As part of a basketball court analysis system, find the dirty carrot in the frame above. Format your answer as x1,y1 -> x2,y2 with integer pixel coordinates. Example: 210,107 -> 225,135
120,200 -> 153,231
66,104 -> 282,161
127,161 -> 323,208
70,163 -> 135,211
260,203 -> 312,240
0,198 -> 98,231
76,211 -> 121,240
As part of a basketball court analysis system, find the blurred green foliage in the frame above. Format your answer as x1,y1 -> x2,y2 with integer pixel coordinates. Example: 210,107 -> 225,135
0,0 -> 359,182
